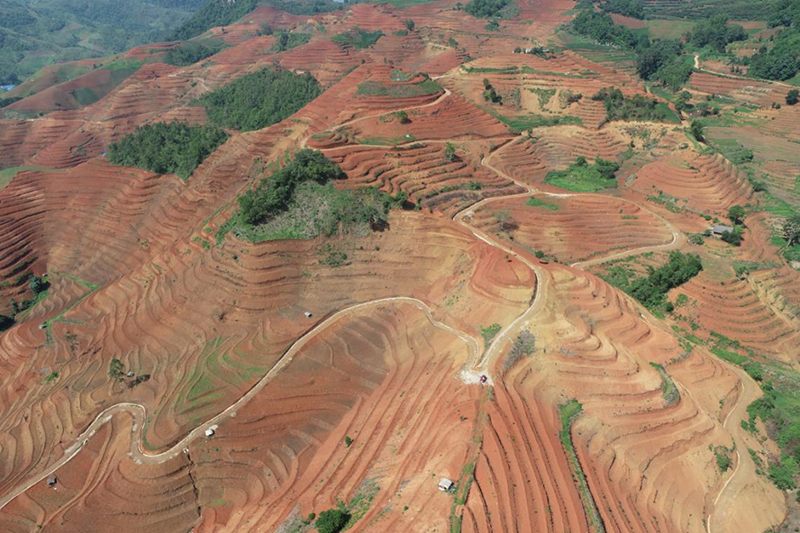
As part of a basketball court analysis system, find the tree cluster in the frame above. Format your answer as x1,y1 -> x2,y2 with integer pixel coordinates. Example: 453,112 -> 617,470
171,0 -> 259,40
273,31 -> 311,52
482,78 -> 502,103
232,150 -> 408,242
748,28 -> 800,81
571,10 -> 692,90
465,0 -> 512,19
598,0 -> 644,20
108,121 -> 229,179
197,67 -> 321,132
592,87 -> 675,122
1,273 -> 50,332
331,28 -> 383,49
628,252 -> 703,310
690,15 -> 747,53
238,150 -> 346,225
315,508 -> 351,533
164,40 -> 223,66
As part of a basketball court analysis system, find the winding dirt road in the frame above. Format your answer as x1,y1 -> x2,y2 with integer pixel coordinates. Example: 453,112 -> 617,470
0,297 -> 477,510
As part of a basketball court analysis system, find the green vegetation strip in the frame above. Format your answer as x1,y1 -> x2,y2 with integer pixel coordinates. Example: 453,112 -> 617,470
649,362 -> 680,406
559,399 -> 605,532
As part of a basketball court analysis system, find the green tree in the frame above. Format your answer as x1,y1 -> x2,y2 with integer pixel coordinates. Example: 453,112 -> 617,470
395,110 -> 410,124
444,142 -> 456,162
782,213 -> 800,246
690,120 -> 705,142
404,19 -> 415,31
675,91 -> 692,112
29,274 -> 49,294
728,205 -> 746,225
0,314 -> 14,332
721,229 -> 743,246
787,89 -> 799,105
315,509 -> 351,533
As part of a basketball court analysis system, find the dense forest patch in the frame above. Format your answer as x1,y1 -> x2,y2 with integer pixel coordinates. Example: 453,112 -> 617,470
196,67 -> 321,131
108,121 -> 229,179
219,150 -> 408,242
164,39 -> 224,66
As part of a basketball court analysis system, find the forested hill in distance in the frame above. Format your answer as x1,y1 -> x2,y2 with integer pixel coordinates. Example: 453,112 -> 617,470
0,0 -> 205,85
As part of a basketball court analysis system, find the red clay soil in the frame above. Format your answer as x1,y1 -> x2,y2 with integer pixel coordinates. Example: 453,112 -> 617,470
526,263 -> 740,532
672,268 -> 800,361
631,151 -> 753,216
468,194 -> 675,264
324,142 -> 524,216
0,1 -> 795,531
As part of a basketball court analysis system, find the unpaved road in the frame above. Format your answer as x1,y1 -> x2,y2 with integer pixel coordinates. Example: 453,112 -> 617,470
0,297 -> 477,510
706,364 -> 763,533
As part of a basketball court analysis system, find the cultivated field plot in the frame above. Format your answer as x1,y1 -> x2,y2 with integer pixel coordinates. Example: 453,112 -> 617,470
467,194 -> 674,264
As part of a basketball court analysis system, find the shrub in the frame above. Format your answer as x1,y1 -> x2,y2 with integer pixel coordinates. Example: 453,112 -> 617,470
444,142 -> 456,161
592,87 -> 678,122
715,450 -> 732,472
108,121 -> 229,179
344,435 -> 353,447
481,323 -> 502,346
109,358 -> 124,378
768,457 -> 798,490
690,120 -> 705,141
721,230 -> 742,246
29,274 -> 49,295
197,67 -> 321,132
315,508 -> 351,533
0,314 -> 14,332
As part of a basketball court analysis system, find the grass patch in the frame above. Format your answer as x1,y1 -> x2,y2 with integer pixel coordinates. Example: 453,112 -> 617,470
332,28 -> 383,49
356,77 -> 441,98
526,196 -> 559,210
544,157 -> 619,193
559,399 -> 605,532
480,323 -> 502,347
0,165 -> 58,191
491,112 -> 582,132
649,362 -> 680,406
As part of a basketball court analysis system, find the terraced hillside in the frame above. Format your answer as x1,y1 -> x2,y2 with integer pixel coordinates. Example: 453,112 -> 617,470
0,0 -> 797,531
